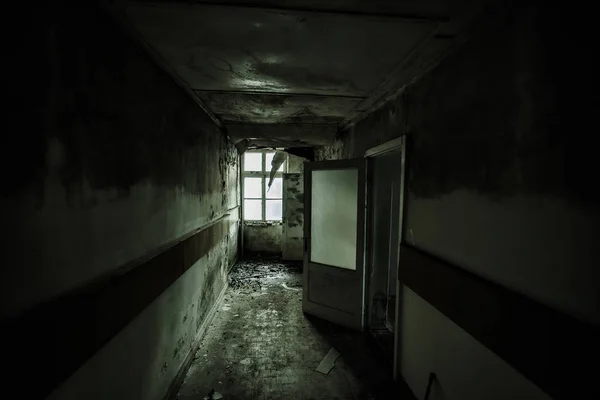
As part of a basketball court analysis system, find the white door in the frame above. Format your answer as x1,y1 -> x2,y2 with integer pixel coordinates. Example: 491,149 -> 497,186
303,159 -> 366,330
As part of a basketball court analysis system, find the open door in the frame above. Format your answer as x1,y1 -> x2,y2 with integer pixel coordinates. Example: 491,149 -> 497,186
303,159 -> 366,330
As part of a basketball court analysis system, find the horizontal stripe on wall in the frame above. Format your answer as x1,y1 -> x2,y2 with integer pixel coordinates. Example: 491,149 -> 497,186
0,214 -> 235,399
399,244 -> 599,400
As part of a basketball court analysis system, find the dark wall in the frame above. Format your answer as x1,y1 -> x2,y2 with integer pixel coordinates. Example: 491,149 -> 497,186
317,2 -> 598,399
244,222 -> 283,256
282,172 -> 304,260
1,4 -> 239,400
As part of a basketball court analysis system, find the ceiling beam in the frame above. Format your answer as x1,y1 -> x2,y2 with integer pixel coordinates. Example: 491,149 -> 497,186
227,123 -> 337,147
193,89 -> 367,99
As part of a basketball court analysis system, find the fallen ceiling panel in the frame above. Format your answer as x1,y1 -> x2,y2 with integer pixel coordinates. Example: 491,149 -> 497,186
195,91 -> 363,124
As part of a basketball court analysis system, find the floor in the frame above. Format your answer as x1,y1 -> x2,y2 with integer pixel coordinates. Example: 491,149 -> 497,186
177,258 -> 415,400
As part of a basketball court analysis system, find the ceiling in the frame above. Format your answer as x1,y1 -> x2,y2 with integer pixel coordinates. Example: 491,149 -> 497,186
115,1 -> 481,148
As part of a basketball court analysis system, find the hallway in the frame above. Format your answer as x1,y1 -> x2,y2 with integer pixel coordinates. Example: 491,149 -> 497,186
3,2 -> 597,400
177,259 -> 410,400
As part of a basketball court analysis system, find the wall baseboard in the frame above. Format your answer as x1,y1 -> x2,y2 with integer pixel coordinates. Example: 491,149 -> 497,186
162,281 -> 229,400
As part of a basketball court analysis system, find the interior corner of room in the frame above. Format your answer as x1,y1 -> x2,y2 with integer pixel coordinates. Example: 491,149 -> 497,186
2,1 -> 598,400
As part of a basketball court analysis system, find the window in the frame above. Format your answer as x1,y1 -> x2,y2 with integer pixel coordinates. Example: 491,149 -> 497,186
243,151 -> 286,221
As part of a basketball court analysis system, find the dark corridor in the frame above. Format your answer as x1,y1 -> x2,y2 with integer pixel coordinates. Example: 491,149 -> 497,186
3,2 -> 598,400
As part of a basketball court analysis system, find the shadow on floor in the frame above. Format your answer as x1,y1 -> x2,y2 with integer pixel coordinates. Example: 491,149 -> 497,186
305,315 -> 415,400
177,258 -> 415,400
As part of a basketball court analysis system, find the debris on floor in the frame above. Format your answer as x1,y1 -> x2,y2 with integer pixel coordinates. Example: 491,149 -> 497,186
315,347 -> 340,375
203,388 -> 223,400
228,259 -> 302,292
281,282 -> 300,291
177,259 -> 408,400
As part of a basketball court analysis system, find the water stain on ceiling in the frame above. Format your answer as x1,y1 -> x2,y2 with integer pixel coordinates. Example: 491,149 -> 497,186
116,1 -> 472,146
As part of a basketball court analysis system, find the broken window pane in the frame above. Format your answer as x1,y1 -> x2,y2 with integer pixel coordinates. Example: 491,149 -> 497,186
244,199 -> 262,220
266,177 -> 283,199
266,199 -> 282,220
244,177 -> 262,198
244,152 -> 262,171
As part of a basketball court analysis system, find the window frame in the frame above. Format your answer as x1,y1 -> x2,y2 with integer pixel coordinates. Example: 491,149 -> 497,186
242,150 -> 286,221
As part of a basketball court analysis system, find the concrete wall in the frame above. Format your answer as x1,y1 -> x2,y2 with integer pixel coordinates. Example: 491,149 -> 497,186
282,154 -> 305,260
317,3 -> 598,399
2,5 -> 238,400
282,173 -> 304,260
243,222 -> 282,256
368,150 -> 402,329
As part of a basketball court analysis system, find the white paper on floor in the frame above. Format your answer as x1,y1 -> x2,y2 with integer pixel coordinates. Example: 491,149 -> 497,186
315,347 -> 340,375
281,283 -> 300,291
203,390 -> 223,400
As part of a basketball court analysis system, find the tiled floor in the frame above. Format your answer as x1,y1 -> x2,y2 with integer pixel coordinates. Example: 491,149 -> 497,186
177,259 -> 415,400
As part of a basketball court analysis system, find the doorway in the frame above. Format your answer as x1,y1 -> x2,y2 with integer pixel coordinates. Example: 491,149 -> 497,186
365,138 -> 405,364
298,139 -> 406,378
302,159 -> 366,330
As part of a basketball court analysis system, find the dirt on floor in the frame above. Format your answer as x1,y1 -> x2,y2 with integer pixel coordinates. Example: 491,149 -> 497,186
177,258 -> 414,400
228,259 -> 302,292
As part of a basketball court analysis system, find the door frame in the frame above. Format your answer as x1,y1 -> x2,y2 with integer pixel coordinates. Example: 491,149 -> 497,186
303,158 -> 367,330
364,136 -> 407,381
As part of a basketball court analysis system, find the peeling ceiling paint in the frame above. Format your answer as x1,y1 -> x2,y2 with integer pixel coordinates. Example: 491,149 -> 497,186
195,92 -> 363,124
227,123 -> 337,147
118,1 -> 476,146
123,4 -> 438,95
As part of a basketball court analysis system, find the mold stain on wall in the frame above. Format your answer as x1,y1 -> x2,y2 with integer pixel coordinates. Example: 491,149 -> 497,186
282,173 -> 304,260
2,4 -> 240,400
